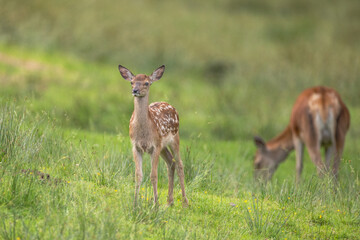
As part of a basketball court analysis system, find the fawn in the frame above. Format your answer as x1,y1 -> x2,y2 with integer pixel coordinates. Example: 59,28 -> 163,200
118,65 -> 189,206
254,86 -> 350,182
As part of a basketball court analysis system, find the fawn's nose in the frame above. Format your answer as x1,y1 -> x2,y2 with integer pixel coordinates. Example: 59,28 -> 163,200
132,89 -> 140,95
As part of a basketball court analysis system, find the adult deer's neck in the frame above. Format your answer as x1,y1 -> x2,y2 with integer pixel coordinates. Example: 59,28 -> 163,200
267,125 -> 294,163
133,95 -> 150,126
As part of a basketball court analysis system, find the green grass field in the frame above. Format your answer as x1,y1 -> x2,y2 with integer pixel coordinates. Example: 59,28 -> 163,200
0,0 -> 360,239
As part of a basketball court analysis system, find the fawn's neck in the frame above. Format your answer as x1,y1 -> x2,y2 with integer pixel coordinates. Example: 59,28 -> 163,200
267,125 -> 294,163
133,95 -> 150,127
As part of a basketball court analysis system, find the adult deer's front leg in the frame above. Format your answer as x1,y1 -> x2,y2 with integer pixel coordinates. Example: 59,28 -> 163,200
293,136 -> 304,183
333,133 -> 346,180
324,144 -> 335,173
151,148 -> 161,204
306,143 -> 325,177
133,147 -> 143,206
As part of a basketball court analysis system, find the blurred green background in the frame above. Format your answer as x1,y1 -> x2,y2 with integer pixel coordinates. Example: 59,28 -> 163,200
0,0 -> 359,141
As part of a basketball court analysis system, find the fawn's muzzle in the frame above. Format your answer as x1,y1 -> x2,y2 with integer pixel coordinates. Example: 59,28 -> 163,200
132,89 -> 140,95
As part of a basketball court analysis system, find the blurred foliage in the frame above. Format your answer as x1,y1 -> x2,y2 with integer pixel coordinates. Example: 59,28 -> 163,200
0,0 -> 359,141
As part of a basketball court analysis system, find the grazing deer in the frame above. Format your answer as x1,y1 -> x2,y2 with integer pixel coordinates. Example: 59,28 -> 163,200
118,65 -> 189,206
254,86 -> 350,182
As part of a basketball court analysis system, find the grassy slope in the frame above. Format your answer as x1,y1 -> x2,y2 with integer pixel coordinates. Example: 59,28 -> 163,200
0,48 -> 358,239
0,100 -> 359,239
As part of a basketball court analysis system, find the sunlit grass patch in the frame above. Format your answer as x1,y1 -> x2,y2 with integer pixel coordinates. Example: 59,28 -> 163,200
243,196 -> 289,238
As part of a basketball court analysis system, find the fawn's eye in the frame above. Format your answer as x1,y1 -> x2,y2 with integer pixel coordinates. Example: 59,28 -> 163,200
130,82 -> 134,85
144,82 -> 149,86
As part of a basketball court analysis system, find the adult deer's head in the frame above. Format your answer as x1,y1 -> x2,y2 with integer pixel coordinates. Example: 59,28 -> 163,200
253,136 -> 282,181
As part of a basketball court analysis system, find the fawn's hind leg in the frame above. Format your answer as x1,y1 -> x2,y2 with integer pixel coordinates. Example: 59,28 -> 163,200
150,149 -> 161,204
169,135 -> 189,207
161,148 -> 176,205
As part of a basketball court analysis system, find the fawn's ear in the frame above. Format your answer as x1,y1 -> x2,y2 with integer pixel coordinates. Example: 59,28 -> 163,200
118,65 -> 135,81
254,136 -> 267,151
150,65 -> 165,82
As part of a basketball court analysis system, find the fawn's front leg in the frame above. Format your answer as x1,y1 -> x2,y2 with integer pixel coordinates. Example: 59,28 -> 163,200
151,148 -> 161,204
133,147 -> 143,206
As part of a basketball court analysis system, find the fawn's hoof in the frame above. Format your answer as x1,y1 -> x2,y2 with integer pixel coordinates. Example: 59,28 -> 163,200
182,197 -> 189,208
167,199 -> 174,206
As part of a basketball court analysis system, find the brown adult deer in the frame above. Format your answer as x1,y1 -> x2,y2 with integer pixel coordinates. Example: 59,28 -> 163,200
254,86 -> 350,182
118,65 -> 189,206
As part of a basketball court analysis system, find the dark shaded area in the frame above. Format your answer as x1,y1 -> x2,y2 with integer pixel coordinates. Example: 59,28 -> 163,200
21,169 -> 64,185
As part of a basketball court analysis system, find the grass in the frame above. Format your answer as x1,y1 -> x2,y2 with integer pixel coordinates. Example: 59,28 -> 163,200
0,0 -> 359,238
0,100 -> 359,239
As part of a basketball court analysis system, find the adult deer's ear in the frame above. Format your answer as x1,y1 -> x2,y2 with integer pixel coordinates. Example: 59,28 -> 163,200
118,65 -> 135,81
254,136 -> 267,152
150,65 -> 165,83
